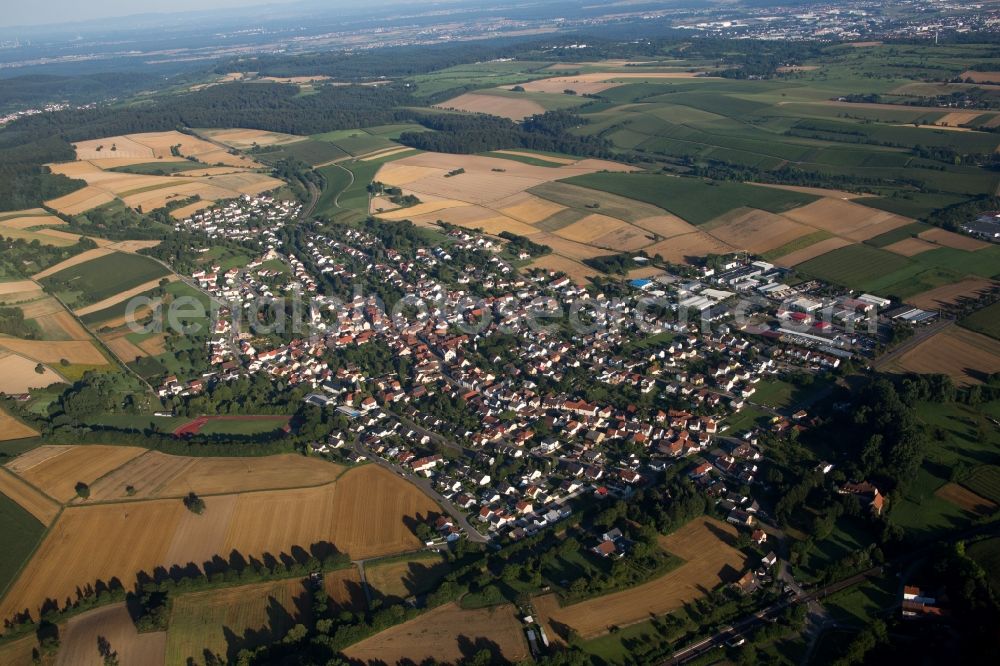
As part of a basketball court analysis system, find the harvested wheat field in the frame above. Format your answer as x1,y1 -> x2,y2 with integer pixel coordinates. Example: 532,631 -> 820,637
45,186 -> 116,215
531,232 -> 617,261
4,445 -> 74,474
169,199 -> 216,219
165,570 -> 361,666
57,603 -> 166,666
0,634 -> 37,665
343,602 -> 529,665
889,326 -> 1000,386
326,464 -> 439,560
108,240 -> 162,252
158,454 -> 345,497
75,275 -> 178,317
960,70 -> 1000,84
0,280 -> 42,298
774,237 -> 853,267
644,232 -> 736,264
495,150 -> 577,165
0,464 -> 439,624
374,152 -> 632,207
360,146 -> 414,162
935,111 -> 983,127
16,445 -> 147,502
102,332 -> 148,362
365,552 -> 450,602
749,182 -> 868,200
528,254 -> 600,282
936,483 -> 997,516
0,407 -> 38,442
493,191 -> 567,223
535,517 -> 748,640
33,248 -> 115,279
33,308 -> 90,341
126,131 -> 223,159
0,213 -> 65,230
907,278 -> 997,310
918,227 -> 991,251
199,128 -> 307,149
0,339 -> 107,366
435,92 -> 546,120
703,208 -> 813,254
555,214 -> 656,252
783,199 -> 914,241
83,452 -> 345,503
884,237 -> 937,257
517,71 -> 706,94
0,352 -> 64,393
73,136 -> 158,161
0,469 -> 59,525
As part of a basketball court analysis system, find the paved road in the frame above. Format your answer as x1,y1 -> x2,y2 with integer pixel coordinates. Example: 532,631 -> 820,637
873,318 -> 952,370
352,441 -> 489,544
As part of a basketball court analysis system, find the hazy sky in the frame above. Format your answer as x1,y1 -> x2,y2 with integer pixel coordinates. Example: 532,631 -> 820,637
2,0 -> 302,28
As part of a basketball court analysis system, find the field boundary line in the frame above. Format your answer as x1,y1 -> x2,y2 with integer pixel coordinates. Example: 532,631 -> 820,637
0,500 -> 64,605
0,463 -> 63,507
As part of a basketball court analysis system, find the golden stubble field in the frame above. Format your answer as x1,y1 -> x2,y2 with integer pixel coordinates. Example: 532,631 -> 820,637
0,463 -> 438,624
0,351 -> 65,393
342,602 -> 529,664
434,92 -> 547,120
45,134 -> 279,214
889,326 -> 1000,386
534,517 -> 748,640
165,569 -> 363,665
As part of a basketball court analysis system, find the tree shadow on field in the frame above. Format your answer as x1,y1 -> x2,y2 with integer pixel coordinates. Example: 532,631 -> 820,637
703,520 -> 738,548
223,596 -> 297,663
457,635 -> 505,663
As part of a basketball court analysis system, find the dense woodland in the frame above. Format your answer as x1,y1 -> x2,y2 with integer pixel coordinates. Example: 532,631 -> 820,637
400,110 -> 616,158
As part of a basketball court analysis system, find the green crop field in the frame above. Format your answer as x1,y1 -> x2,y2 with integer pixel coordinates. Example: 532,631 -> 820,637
109,161 -> 210,175
407,60 -> 555,98
562,172 -> 817,225
0,490 -> 45,598
41,252 -> 170,308
315,163 -> 355,217
311,129 -> 397,156
796,245 -> 916,292
963,466 -> 1000,505
961,302 -> 1000,341
967,537 -> 1000,593
253,138 -> 349,166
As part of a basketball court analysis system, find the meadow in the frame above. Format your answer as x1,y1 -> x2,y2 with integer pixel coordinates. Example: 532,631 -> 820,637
0,490 -> 45,599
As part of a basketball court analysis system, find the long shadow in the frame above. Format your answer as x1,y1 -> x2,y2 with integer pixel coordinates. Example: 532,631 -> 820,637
456,635 -> 506,663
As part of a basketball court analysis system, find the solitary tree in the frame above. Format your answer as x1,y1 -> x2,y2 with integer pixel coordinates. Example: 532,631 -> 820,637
183,492 -> 205,514
75,482 -> 90,499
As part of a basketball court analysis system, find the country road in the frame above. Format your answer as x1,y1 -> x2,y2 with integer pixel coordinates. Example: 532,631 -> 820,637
873,318 -> 952,370
352,441 -> 490,544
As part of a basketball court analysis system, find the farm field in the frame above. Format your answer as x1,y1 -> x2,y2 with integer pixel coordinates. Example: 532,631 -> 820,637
45,141 -> 280,215
0,468 -> 60,525
342,602 -> 529,664
562,172 -> 818,225
165,571 -> 362,665
74,130 -> 260,168
908,278 -> 996,310
0,351 -> 66,393
960,301 -> 1000,340
0,407 -> 38,442
0,462 -> 439,624
365,551 -> 451,603
56,602 -> 166,666
934,483 -> 997,517
435,91 -> 547,120
886,326 -> 1000,386
39,251 -> 170,308
80,450 -> 345,501
0,490 -> 45,601
11,445 -> 146,502
534,517 -> 748,639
